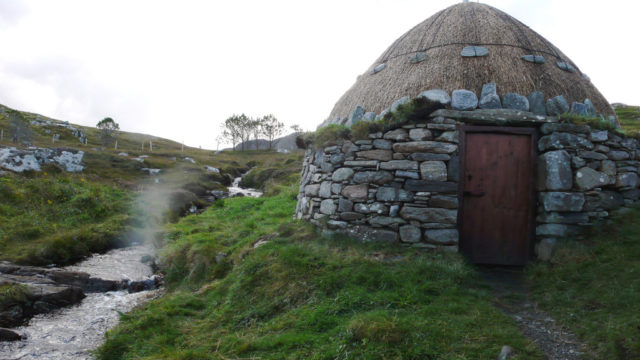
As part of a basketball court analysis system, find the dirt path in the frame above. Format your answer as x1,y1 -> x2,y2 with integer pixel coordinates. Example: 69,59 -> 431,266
478,267 -> 585,360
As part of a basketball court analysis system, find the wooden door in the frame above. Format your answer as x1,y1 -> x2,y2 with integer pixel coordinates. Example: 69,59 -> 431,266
459,127 -> 536,265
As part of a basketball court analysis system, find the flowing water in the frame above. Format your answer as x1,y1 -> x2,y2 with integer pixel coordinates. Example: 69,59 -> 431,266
227,176 -> 262,198
0,243 -> 160,360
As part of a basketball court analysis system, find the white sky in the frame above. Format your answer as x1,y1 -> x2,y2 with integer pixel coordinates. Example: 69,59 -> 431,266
0,0 -> 638,149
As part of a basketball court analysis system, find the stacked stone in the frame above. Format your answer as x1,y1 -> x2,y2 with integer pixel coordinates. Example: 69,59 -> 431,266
296,118 -> 461,251
536,123 -> 640,259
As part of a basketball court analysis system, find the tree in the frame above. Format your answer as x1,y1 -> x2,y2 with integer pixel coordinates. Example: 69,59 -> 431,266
290,124 -> 303,133
261,114 -> 284,149
251,117 -> 264,150
96,117 -> 120,146
222,114 -> 252,151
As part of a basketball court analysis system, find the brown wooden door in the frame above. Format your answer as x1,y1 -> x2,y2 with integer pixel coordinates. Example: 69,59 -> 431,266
459,127 -> 536,265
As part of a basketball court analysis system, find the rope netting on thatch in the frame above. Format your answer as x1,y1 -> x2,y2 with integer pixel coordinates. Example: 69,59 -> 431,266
328,2 -> 614,121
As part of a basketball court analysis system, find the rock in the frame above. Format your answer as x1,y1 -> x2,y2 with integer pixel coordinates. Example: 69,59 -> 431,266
399,225 -> 422,243
340,212 -> 364,221
330,153 -> 345,165
327,220 -> 348,229
537,150 -> 572,190
409,153 -> 451,161
616,172 -> 639,189
319,181 -> 332,198
540,123 -> 590,134
354,203 -> 388,214
479,83 -> 501,109
601,160 -> 617,178
528,91 -> 546,115
371,63 -> 386,74
538,132 -> 594,151
338,198 -> 354,212
498,345 -> 516,360
418,89 -> 451,106
320,199 -> 337,215
389,205 -> 400,217
537,212 -> 589,224
395,170 -> 420,179
409,51 -> 428,64
585,191 -> 625,211
344,160 -> 378,168
369,216 -> 406,227
576,167 -> 611,190
375,109 -> 390,121
0,328 -> 22,341
357,150 -> 393,161
420,161 -> 447,181
332,168 -> 355,182
502,93 -> 529,111
431,108 -> 552,125
460,46 -> 489,57
383,129 -> 409,141
572,156 -> 586,168
556,61 -> 575,73
400,206 -> 457,224
393,141 -> 457,154
380,160 -> 419,171
345,105 -> 365,127
304,184 -> 320,196
436,131 -> 459,144
376,187 -> 414,202
578,150 -> 607,160
584,99 -> 596,117
590,130 -> 608,142
545,95 -> 570,116
353,171 -> 394,185
429,195 -> 458,209
536,238 -> 557,261
341,184 -> 368,202
451,89 -> 478,111
570,102 -> 588,116
368,229 -> 398,242
424,229 -> 459,245
521,55 -> 546,64
373,139 -> 393,150
540,192 -> 585,212
448,155 -> 460,182
409,128 -> 432,141
608,150 -> 630,161
363,112 -> 376,122
391,96 -> 411,113
536,224 -> 579,237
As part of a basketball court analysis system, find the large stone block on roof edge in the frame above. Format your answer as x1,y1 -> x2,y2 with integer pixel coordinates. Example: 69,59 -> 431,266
545,95 -> 570,116
502,93 -> 530,112
528,91 -> 546,115
418,89 -> 451,106
451,89 -> 478,111
479,83 -> 501,110
538,133 -> 594,151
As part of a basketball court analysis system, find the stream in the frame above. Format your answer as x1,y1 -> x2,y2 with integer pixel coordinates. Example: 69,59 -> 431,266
0,175 -> 262,360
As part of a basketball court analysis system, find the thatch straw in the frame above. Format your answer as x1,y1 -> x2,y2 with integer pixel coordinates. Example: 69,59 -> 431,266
328,2 -> 615,121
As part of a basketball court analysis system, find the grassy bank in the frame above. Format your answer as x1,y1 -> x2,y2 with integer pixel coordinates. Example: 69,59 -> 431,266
527,208 -> 640,359
97,182 -> 540,359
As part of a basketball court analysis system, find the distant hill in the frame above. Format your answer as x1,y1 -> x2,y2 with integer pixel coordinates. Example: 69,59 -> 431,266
233,132 -> 302,152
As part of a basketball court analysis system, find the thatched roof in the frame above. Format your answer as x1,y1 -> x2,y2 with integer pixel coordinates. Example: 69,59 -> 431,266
328,2 -> 615,121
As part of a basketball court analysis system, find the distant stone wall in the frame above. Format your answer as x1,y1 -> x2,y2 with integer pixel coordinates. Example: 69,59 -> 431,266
296,109 -> 640,259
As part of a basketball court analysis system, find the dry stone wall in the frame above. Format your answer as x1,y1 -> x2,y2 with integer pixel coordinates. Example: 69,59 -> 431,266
296,109 -> 640,259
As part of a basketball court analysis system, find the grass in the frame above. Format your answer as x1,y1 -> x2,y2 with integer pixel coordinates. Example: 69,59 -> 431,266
616,105 -> 640,137
527,207 -> 640,359
97,181 -> 541,359
0,283 -> 32,312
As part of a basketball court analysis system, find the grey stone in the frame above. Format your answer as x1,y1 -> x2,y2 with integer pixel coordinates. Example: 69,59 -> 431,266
608,150 -> 630,161
424,229 -> 459,245
376,187 -> 414,202
409,128 -> 432,141
409,51 -> 427,64
383,129 -> 409,141
0,328 -> 22,342
623,189 -> 640,200
354,203 -> 388,215
536,224 -> 579,237
341,184 -> 368,202
404,180 -> 457,193
528,91 -> 546,115
371,63 -> 386,74
460,46 -> 489,57
430,108 -> 552,126
556,61 -> 575,73
479,83 -> 501,109
448,155 -> 460,182
330,153 -> 345,165
540,192 -> 585,212
578,151 -> 607,160
338,198 -> 353,212
395,170 -> 420,179
429,195 -> 458,209
342,141 -> 358,154
590,131 -> 608,142
340,212 -> 364,221
418,89 -> 451,106
355,140 -> 372,145
545,95 -> 570,116
409,153 -> 451,161
380,160 -> 419,171
571,156 -> 586,169
319,181 -> 332,198
537,212 -> 589,224
570,102 -> 588,116
389,205 -> 400,217
320,199 -> 337,215
332,168 -> 354,182
393,141 -> 457,154
616,172 -> 639,189
369,216 -> 406,227
536,238 -> 556,262
540,123 -> 590,134
304,184 -> 320,197
585,191 -> 625,211
601,160 -> 617,178
357,150 -> 393,161
436,131 -> 459,143
584,99 -> 596,117
375,108 -> 390,121
346,105 -> 365,127
537,150 -> 572,191
353,171 -> 394,185
575,167 -> 611,191
521,55 -> 546,64
373,139 -> 392,150
451,89 -> 478,111
538,133 -> 594,151
363,112 -> 376,122
420,161 -> 447,181
399,225 -> 422,243
621,138 -> 638,150
390,96 -> 411,113
368,229 -> 398,242
331,183 -> 343,195
400,206 -> 457,224
502,93 -> 529,111
595,145 -> 610,153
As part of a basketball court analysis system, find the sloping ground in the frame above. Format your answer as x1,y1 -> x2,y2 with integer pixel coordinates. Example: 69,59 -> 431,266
97,183 -> 541,359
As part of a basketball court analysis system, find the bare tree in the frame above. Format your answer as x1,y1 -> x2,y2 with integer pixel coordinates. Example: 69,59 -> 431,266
290,124 -> 303,133
261,114 -> 284,149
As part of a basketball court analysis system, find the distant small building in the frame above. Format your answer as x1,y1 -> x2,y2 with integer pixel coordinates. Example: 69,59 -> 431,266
296,2 -> 639,265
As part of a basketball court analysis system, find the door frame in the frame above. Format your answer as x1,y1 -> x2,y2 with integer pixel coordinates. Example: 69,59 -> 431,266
457,125 -> 538,265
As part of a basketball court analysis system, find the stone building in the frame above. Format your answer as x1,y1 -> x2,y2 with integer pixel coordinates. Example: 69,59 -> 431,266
296,2 -> 638,265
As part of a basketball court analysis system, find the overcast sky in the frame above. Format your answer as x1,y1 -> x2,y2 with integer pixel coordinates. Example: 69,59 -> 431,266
0,0 -> 638,149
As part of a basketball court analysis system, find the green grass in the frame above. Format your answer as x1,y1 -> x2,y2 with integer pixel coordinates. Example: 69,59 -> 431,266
0,283 -> 32,312
616,105 -> 640,137
527,207 -> 640,359
97,183 -> 540,360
